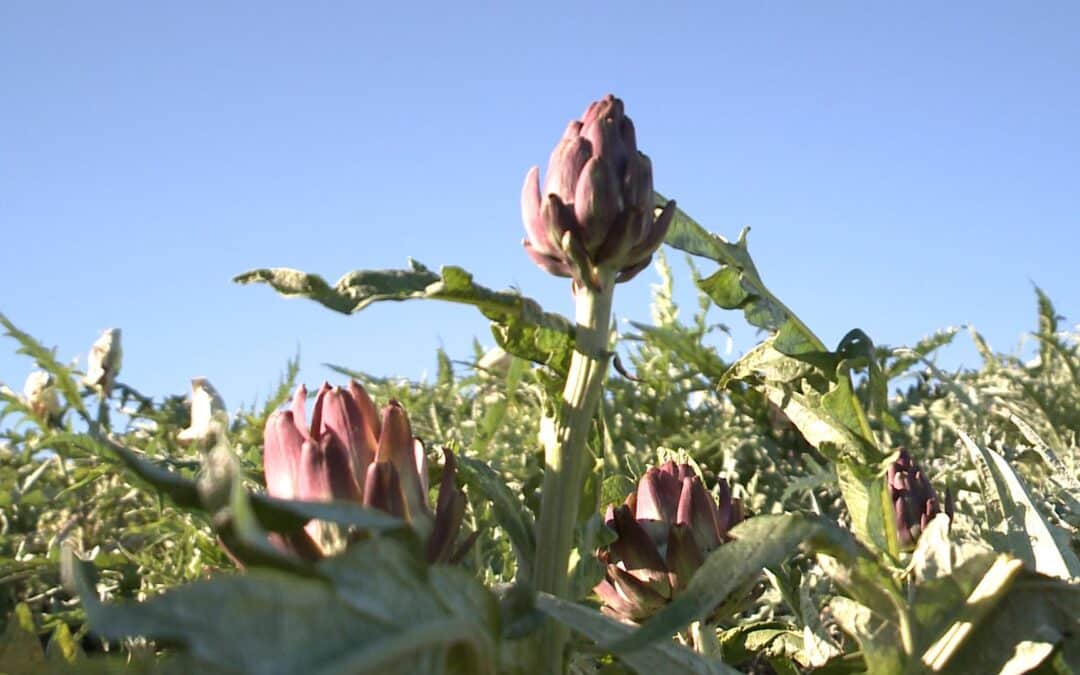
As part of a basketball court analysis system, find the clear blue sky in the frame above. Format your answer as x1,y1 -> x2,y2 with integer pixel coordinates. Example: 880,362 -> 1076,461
2,3 -> 1078,410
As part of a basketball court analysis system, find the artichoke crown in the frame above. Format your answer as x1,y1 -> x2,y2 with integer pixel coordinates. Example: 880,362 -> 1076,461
522,94 -> 676,291
595,460 -> 743,623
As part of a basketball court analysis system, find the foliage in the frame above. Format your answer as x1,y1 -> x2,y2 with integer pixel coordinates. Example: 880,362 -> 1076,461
2,197 -> 1078,674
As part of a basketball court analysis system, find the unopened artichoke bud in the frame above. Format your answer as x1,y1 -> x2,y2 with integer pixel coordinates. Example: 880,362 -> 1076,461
178,377 -> 228,446
595,460 -> 744,624
23,370 -> 60,422
522,94 -> 676,291
257,381 -> 474,563
888,449 -> 953,548
83,328 -> 122,393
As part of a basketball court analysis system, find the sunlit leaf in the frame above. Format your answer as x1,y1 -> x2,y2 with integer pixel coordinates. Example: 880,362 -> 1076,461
235,261 -> 576,374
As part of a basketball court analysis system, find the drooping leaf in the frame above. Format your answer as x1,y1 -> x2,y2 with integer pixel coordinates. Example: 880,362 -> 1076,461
235,261 -> 576,373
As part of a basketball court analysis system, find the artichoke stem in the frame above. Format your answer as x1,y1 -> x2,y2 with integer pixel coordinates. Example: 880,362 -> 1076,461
532,270 -> 615,673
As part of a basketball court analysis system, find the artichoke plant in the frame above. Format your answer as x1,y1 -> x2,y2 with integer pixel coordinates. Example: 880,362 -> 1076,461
262,381 -> 473,563
595,460 -> 744,623
888,448 -> 953,547
521,94 -> 675,291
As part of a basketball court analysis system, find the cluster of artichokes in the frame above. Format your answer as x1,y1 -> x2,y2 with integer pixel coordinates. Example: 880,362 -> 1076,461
262,381 -> 472,563
595,460 -> 744,623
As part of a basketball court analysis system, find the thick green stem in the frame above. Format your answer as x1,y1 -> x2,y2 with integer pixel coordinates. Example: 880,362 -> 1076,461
531,273 -> 615,673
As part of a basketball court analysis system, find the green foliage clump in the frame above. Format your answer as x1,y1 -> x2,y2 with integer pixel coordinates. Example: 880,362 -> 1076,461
1,206 -> 1078,673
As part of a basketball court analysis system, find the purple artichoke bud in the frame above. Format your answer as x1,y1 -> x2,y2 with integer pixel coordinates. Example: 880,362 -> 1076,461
522,94 -> 676,291
887,449 -> 951,548
595,462 -> 744,623
258,382 -> 473,563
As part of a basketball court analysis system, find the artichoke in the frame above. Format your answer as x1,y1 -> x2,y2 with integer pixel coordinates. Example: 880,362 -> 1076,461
22,370 -> 60,422
888,448 -> 953,547
83,328 -> 122,394
262,381 -> 473,563
595,460 -> 744,623
521,94 -> 676,291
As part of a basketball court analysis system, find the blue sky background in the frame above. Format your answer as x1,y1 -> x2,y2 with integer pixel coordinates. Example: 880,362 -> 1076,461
2,3 -> 1078,411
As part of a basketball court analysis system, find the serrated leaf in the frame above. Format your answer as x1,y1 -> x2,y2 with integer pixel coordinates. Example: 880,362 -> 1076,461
235,261 -> 576,374
717,621 -> 793,666
656,195 -> 826,358
1004,411 -> 1080,495
718,336 -> 884,468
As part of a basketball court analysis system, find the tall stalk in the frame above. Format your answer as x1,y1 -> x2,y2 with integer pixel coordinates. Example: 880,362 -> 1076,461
531,270 -> 615,673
